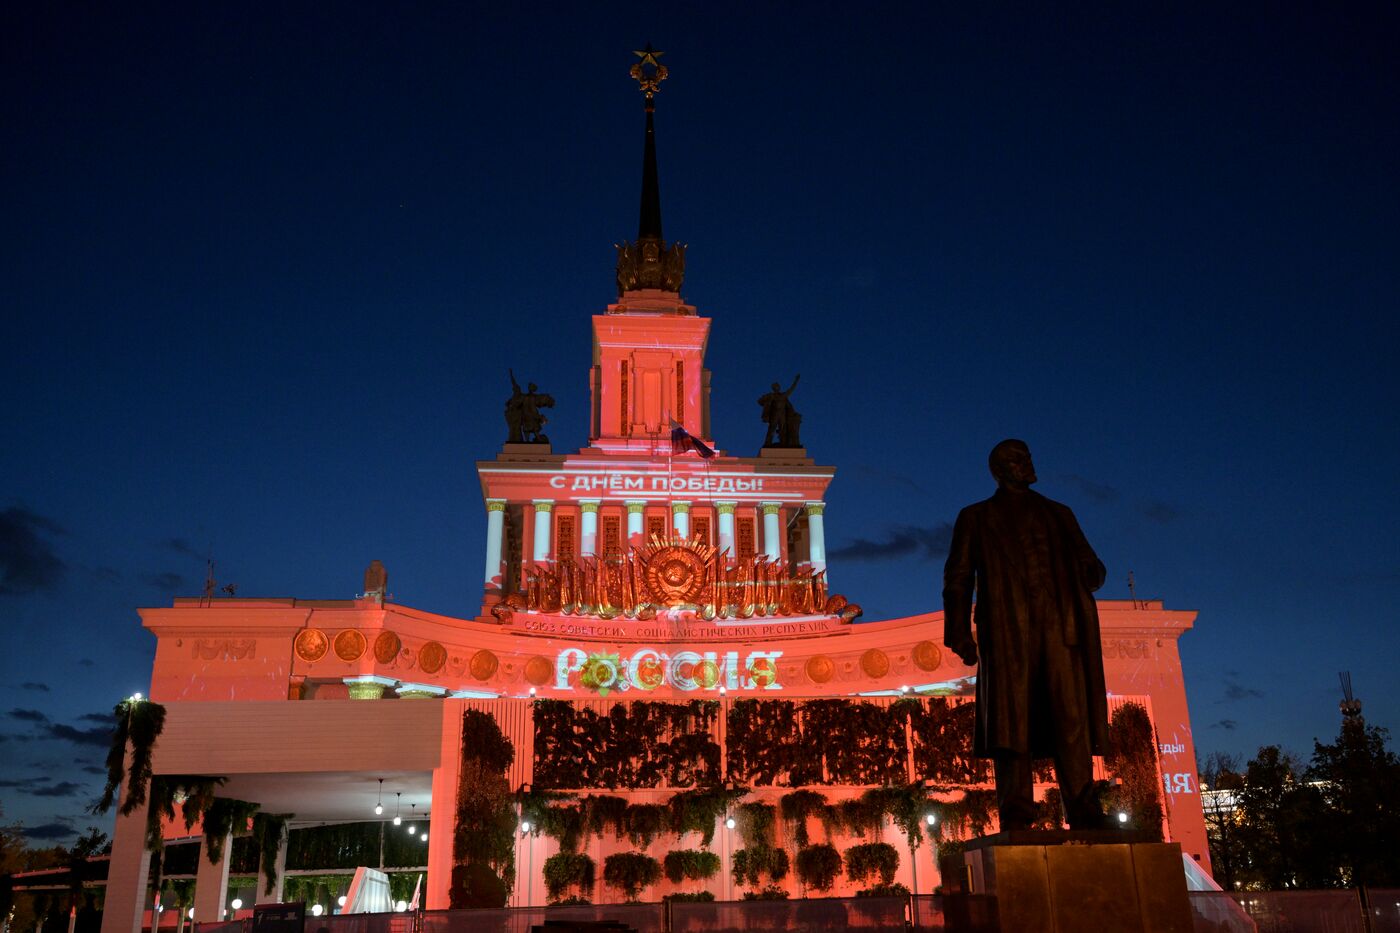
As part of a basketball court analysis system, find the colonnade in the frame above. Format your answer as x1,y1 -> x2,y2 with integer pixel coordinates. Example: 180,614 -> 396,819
482,498 -> 828,589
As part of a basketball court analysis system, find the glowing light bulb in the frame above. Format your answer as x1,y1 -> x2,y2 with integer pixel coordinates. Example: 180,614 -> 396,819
375,804 -> 383,815
231,900 -> 242,911
925,813 -> 936,826
311,905 -> 323,917
393,815 -> 401,826
1117,812 -> 1129,824
395,901 -> 407,913
422,832 -> 429,843
187,909 -> 195,919
408,824 -> 416,835
725,817 -> 736,830
520,821 -> 532,833
337,897 -> 346,908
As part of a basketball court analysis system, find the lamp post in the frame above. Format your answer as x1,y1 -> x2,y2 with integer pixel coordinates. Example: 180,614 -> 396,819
911,812 -> 936,929
520,821 -> 534,908
724,815 -> 736,901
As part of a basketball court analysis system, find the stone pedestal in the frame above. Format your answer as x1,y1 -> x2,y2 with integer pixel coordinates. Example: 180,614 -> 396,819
948,831 -> 1192,933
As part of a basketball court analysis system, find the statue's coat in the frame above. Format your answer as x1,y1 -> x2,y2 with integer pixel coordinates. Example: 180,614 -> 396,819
942,488 -> 1110,758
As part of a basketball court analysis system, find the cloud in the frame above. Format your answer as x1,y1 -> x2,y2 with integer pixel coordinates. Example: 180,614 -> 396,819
23,822 -> 76,841
828,523 -> 954,562
31,781 -> 84,798
8,708 -> 49,723
0,506 -> 67,596
1209,719 -> 1238,730
849,464 -> 921,492
21,682 -> 50,692
1217,674 -> 1264,704
0,777 -> 41,789
1141,500 -> 1179,523
78,712 -> 114,725
163,538 -> 204,559
77,658 -> 95,667
1060,474 -> 1120,503
80,765 -> 108,775
45,723 -> 112,747
140,571 -> 186,593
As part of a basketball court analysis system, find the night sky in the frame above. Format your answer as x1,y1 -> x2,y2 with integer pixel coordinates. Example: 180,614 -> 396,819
3,3 -> 1397,843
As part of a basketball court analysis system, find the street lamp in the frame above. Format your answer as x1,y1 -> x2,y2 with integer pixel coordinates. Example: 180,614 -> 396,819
393,793 -> 402,826
375,778 -> 384,816
230,899 -> 242,913
1117,811 -> 1129,824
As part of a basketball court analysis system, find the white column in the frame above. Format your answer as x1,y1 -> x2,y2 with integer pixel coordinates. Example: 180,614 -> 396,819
532,500 -> 553,562
806,501 -> 828,578
761,502 -> 783,560
626,500 -> 645,545
580,500 -> 600,556
483,499 -> 506,587
672,500 -> 691,539
99,778 -> 152,933
716,501 -> 737,557
193,833 -> 232,923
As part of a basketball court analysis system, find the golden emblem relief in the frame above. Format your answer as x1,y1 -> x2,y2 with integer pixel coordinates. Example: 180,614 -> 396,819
469,649 -> 499,681
860,648 -> 890,679
806,654 -> 835,684
912,640 -> 943,672
294,629 -> 328,662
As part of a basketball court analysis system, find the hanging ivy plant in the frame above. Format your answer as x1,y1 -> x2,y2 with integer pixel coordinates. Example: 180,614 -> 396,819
778,790 -> 827,848
451,710 -> 517,908
533,701 -> 720,790
668,786 -> 745,847
251,813 -> 292,895
141,775 -> 224,852
734,802 -> 776,851
584,795 -> 630,840
622,804 -> 670,848
908,699 -> 986,784
821,796 -> 884,841
92,698 -> 166,816
844,842 -> 899,885
601,852 -> 661,901
794,843 -> 842,892
662,849 -> 720,884
542,853 -> 595,903
203,798 -> 259,864
730,847 -> 789,887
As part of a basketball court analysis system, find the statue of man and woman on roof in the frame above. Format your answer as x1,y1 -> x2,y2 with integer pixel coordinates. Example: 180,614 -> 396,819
758,374 -> 802,448
504,370 -> 554,445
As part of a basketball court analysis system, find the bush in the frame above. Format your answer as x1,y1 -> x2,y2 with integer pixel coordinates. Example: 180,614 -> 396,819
856,882 -> 910,897
741,884 -> 790,900
602,852 -> 662,901
795,843 -> 842,892
779,790 -> 828,847
663,849 -> 721,883
664,891 -> 716,902
731,846 -> 789,886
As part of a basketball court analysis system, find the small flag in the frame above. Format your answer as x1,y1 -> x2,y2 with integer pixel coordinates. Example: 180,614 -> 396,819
670,418 -> 715,458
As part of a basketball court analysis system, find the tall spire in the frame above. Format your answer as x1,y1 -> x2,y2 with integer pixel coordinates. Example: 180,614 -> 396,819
616,44 -> 686,296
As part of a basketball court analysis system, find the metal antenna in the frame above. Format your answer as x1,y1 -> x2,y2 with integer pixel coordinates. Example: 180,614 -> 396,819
1339,671 -> 1363,720
1127,570 -> 1138,609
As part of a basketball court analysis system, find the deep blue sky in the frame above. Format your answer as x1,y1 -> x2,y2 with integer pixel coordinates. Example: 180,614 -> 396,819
3,3 -> 1397,842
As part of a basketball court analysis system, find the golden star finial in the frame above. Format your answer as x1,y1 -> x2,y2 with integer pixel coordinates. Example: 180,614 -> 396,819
630,43 -> 668,98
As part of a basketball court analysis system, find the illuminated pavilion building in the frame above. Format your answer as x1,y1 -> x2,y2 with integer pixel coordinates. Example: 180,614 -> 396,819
98,50 -> 1211,932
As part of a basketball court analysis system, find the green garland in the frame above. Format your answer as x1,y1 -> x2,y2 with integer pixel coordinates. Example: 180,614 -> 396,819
142,775 -> 224,852
794,843 -> 842,892
662,849 -> 720,884
734,802 -> 776,850
601,852 -> 661,901
668,786 -> 745,847
622,804 -> 670,848
855,881 -> 910,898
93,698 -> 166,816
844,842 -> 899,885
542,853 -> 595,902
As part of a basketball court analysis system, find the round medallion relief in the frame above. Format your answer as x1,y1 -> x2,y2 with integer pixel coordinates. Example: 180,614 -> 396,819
860,648 -> 890,679
373,631 -> 401,664
333,630 -> 366,662
294,628 -> 328,662
912,640 -> 943,672
418,641 -> 447,674
524,655 -> 553,687
469,649 -> 499,681
805,655 -> 835,684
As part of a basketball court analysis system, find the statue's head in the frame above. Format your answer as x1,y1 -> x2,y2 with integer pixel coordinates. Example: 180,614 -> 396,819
989,439 -> 1037,490
528,383 -> 538,393
771,382 -> 781,392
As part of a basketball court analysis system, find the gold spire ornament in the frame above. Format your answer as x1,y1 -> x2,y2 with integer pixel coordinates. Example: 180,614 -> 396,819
630,43 -> 668,99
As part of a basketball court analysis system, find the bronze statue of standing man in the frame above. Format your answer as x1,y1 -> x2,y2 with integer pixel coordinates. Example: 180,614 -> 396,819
942,439 -> 1111,831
